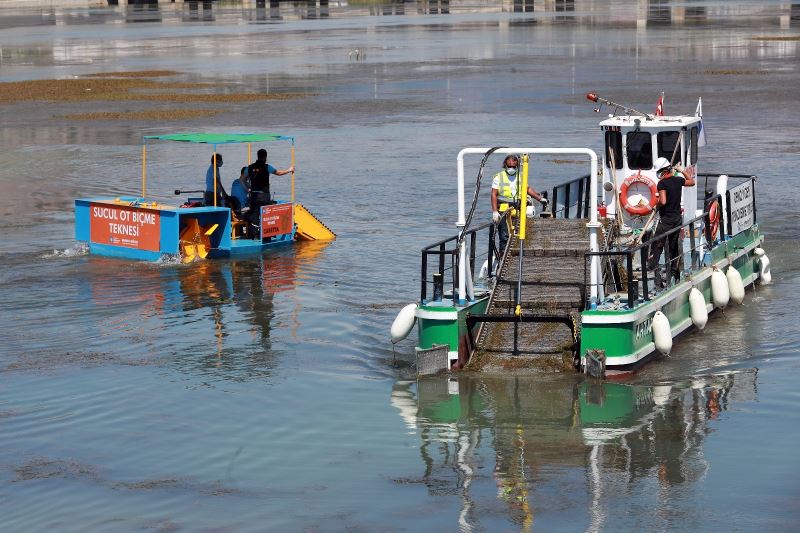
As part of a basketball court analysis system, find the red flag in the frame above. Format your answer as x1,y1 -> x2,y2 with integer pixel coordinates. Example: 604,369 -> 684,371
655,93 -> 664,116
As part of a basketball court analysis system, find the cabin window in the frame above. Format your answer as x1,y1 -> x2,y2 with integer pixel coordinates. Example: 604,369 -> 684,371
657,131 -> 680,162
626,131 -> 652,170
690,126 -> 698,164
605,130 -> 622,169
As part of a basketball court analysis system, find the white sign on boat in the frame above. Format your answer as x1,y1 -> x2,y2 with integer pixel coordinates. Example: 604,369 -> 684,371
728,180 -> 755,236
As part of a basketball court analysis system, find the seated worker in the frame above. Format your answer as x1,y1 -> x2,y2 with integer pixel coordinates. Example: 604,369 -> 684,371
491,154 -> 548,254
247,148 -> 294,209
204,153 -> 229,207
229,166 -> 250,213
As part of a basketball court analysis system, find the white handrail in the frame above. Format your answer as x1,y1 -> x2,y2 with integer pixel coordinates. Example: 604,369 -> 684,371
455,147 -> 600,303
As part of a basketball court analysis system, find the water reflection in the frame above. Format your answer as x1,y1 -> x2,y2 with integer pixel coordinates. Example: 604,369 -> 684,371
77,241 -> 331,379
392,371 -> 757,530
1,1 -> 798,30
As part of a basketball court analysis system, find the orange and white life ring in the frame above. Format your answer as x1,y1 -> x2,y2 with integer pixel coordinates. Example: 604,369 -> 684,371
620,172 -> 658,216
707,199 -> 721,241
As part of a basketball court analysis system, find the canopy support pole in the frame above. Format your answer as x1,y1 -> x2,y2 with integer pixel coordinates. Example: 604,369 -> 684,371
213,145 -> 218,208
291,141 -> 296,203
141,142 -> 147,199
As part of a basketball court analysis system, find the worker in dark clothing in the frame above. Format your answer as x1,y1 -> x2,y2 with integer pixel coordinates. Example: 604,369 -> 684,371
247,148 -> 294,209
647,156 -> 696,289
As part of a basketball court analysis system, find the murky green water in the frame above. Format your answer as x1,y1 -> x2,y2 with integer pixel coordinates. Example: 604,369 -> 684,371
1,2 -> 799,531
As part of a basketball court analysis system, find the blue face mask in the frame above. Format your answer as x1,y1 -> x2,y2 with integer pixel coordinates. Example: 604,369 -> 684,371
505,167 -> 517,176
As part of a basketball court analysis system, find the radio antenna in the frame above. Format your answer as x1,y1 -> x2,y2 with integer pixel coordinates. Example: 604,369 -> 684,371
586,92 -> 654,120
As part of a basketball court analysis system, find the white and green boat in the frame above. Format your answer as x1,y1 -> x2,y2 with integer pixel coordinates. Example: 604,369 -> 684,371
391,93 -> 771,376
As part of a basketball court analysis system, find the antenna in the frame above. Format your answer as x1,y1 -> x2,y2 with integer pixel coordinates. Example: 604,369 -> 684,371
586,92 -> 654,120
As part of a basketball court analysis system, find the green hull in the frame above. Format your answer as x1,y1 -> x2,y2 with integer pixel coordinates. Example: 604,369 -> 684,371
580,226 -> 764,369
417,297 -> 489,365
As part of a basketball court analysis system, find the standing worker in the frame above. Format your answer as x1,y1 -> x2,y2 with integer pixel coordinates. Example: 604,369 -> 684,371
491,154 -> 548,254
204,153 -> 228,207
647,157 -> 695,289
248,148 -> 294,210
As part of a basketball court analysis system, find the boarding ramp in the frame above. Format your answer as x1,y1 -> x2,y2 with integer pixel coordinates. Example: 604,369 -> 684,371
294,203 -> 336,241
467,214 -> 590,372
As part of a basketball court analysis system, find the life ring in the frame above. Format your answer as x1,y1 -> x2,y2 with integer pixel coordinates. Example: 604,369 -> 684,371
620,172 -> 658,216
707,199 -> 721,241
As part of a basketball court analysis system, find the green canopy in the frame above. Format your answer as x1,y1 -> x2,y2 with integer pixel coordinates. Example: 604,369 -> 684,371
143,133 -> 293,144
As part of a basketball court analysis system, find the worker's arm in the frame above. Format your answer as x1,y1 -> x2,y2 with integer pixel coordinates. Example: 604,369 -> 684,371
658,189 -> 667,206
526,186 -> 544,203
491,188 -> 500,212
673,165 -> 695,187
273,165 -> 295,176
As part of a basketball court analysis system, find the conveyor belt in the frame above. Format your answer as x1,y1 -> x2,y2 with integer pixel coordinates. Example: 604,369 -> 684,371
468,217 -> 590,372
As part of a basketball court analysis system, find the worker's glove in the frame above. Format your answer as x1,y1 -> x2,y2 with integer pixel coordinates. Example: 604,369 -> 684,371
540,198 -> 549,209
492,211 -> 501,223
672,163 -> 683,173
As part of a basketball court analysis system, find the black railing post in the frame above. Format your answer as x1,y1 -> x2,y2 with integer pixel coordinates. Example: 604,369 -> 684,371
640,246 -> 649,300
577,178 -> 584,220
488,223 -> 495,275
565,182 -> 571,218
751,178 -> 757,225
689,220 -> 697,269
438,243 -> 445,278
551,187 -> 558,218
469,230 -> 477,279
626,251 -> 635,307
584,175 -> 591,218
725,190 -> 733,237
421,250 -> 428,302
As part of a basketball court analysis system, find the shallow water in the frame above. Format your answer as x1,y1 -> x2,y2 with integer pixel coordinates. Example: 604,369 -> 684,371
1,2 -> 799,531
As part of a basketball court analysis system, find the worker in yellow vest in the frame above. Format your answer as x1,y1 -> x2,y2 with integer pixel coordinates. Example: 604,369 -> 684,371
490,154 -> 548,254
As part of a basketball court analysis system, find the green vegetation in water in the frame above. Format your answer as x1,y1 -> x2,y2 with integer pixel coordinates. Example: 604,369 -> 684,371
60,109 -> 222,121
702,69 -> 766,75
0,72 -> 309,106
750,35 -> 800,41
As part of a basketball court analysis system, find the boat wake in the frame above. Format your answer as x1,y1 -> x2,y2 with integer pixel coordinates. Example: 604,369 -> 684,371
44,243 -> 88,258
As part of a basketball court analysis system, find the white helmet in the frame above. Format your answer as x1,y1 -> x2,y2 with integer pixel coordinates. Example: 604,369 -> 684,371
654,157 -> 671,173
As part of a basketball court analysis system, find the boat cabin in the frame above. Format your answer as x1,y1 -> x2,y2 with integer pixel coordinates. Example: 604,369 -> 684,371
599,115 -> 703,224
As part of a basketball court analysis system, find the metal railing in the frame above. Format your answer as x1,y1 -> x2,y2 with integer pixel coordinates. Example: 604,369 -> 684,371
583,194 -> 724,309
549,173 -> 591,219
420,221 -> 495,303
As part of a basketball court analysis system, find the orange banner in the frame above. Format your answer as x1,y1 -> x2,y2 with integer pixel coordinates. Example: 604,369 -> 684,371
90,203 -> 161,251
261,203 -> 293,239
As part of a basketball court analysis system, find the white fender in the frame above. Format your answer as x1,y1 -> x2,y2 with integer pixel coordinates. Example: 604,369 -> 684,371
711,269 -> 730,309
652,311 -> 672,356
478,259 -> 489,280
726,266 -> 745,305
689,287 -> 708,330
526,204 -> 535,218
391,303 -> 417,343
754,248 -> 772,285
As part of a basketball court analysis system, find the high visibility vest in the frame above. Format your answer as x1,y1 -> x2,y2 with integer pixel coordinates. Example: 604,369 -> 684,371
495,170 -> 519,212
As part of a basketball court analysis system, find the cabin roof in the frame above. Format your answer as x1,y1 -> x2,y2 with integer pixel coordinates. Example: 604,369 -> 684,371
599,115 -> 701,128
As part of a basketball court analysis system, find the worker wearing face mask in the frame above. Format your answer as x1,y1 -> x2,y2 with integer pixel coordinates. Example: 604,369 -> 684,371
490,154 -> 548,255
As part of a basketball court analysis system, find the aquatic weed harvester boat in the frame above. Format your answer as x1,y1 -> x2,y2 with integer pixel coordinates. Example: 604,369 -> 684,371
75,133 -> 334,262
391,94 -> 771,376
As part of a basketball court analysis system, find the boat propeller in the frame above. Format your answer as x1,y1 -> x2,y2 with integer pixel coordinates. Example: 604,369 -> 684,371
179,219 -> 217,263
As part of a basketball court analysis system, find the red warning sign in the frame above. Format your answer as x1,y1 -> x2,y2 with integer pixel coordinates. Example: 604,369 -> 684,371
90,203 -> 161,251
260,203 -> 293,239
